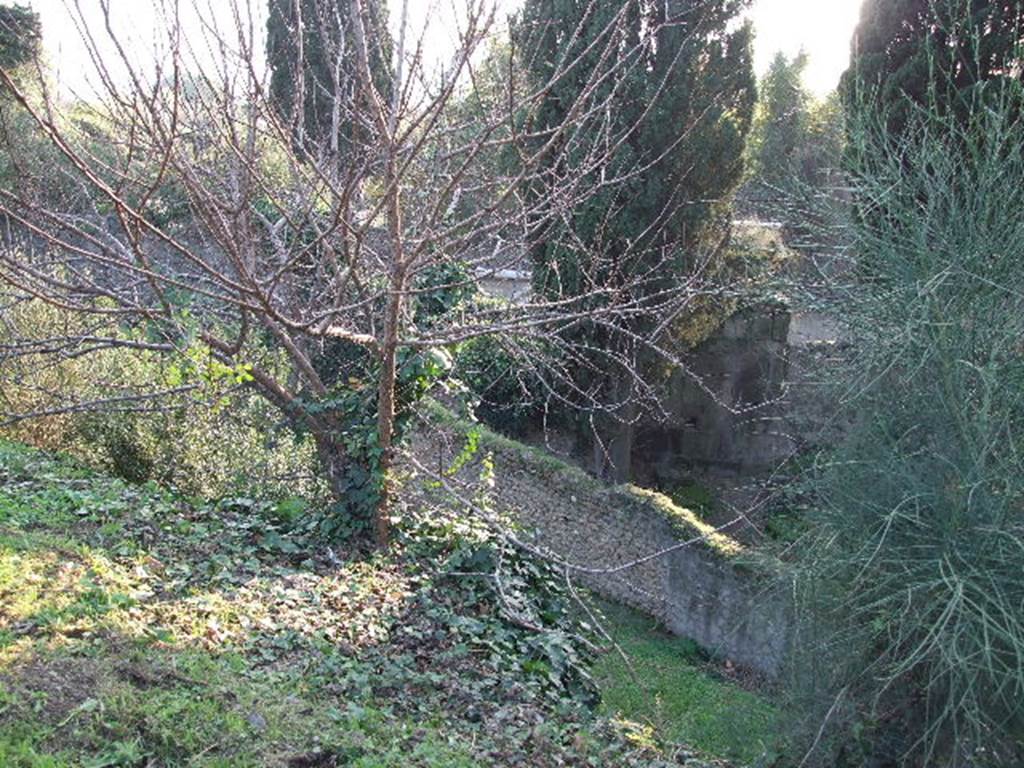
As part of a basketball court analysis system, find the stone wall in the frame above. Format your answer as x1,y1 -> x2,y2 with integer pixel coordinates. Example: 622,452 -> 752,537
630,303 -> 850,534
781,311 -> 850,453
636,305 -> 794,483
412,415 -> 791,676
665,540 -> 790,675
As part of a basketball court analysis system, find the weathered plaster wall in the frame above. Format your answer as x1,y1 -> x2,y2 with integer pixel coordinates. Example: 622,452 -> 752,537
636,305 -> 794,482
412,416 -> 791,676
665,543 -> 790,674
632,303 -> 850,536
781,311 -> 850,453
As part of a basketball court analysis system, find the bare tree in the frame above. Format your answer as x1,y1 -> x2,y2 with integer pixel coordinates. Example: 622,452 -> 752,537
0,0 -> 746,545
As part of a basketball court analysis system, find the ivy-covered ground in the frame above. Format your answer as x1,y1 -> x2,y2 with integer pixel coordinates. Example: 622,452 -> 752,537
0,439 -> 777,767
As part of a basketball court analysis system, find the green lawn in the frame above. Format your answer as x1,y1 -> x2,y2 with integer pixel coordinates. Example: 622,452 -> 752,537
592,601 -> 783,765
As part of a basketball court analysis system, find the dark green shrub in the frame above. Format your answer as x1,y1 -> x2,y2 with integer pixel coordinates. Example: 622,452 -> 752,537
75,412 -> 158,484
402,501 -> 599,706
453,332 -> 548,436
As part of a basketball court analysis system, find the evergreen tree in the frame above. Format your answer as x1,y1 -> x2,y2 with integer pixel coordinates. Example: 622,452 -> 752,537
747,51 -> 810,194
0,3 -> 41,72
266,0 -> 392,157
0,4 -> 44,196
841,0 -> 1024,135
743,52 -> 844,244
791,63 -> 1024,768
516,0 -> 755,480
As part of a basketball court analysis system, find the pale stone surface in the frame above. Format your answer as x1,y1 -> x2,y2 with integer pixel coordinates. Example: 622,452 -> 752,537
412,420 -> 791,676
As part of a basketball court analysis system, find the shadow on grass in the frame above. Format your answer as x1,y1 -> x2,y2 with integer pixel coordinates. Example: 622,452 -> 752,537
1,438 -> 781,768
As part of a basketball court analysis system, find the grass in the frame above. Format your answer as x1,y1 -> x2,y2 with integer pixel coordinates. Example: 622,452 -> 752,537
664,481 -> 717,521
0,644 -> 486,767
623,487 -> 744,560
0,437 -> 778,766
0,442 -> 450,767
592,601 -> 783,765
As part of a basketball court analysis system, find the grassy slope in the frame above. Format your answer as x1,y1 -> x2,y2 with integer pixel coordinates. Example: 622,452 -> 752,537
591,602 -> 781,765
0,439 -> 774,767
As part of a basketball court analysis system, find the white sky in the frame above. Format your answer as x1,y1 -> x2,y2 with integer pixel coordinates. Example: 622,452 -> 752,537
748,0 -> 863,94
25,0 -> 864,98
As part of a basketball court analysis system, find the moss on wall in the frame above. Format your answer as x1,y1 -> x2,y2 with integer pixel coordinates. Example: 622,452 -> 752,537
412,400 -> 790,674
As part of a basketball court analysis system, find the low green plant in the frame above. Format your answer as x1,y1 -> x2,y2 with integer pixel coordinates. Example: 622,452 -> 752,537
664,481 -> 716,520
403,507 -> 601,706
0,438 -> 706,767
300,347 -> 453,538
0,738 -> 66,768
452,325 -> 552,436
0,299 -> 324,504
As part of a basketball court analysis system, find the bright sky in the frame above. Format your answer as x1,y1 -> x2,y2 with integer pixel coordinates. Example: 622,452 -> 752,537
25,0 -> 863,98
748,0 -> 863,94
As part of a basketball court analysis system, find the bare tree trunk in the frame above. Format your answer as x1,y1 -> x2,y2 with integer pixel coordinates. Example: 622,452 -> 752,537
609,411 -> 635,484
0,0 -> 736,550
349,0 -> 407,548
590,375 -> 636,484
313,429 -> 349,502
374,283 -> 402,547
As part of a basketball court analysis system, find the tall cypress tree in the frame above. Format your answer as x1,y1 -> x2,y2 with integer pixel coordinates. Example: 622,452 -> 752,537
747,51 -> 811,193
517,0 -> 755,480
266,0 -> 393,158
842,0 -> 1024,135
743,51 -> 845,244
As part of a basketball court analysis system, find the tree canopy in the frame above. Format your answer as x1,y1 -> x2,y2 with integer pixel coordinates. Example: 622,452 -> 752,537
742,51 -> 844,245
747,51 -> 810,193
266,0 -> 393,158
522,0 -> 755,293
516,0 -> 756,479
0,3 -> 41,72
842,0 -> 1024,133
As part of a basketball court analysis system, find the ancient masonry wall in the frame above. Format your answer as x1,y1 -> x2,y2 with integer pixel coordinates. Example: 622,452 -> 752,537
411,416 -> 791,676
